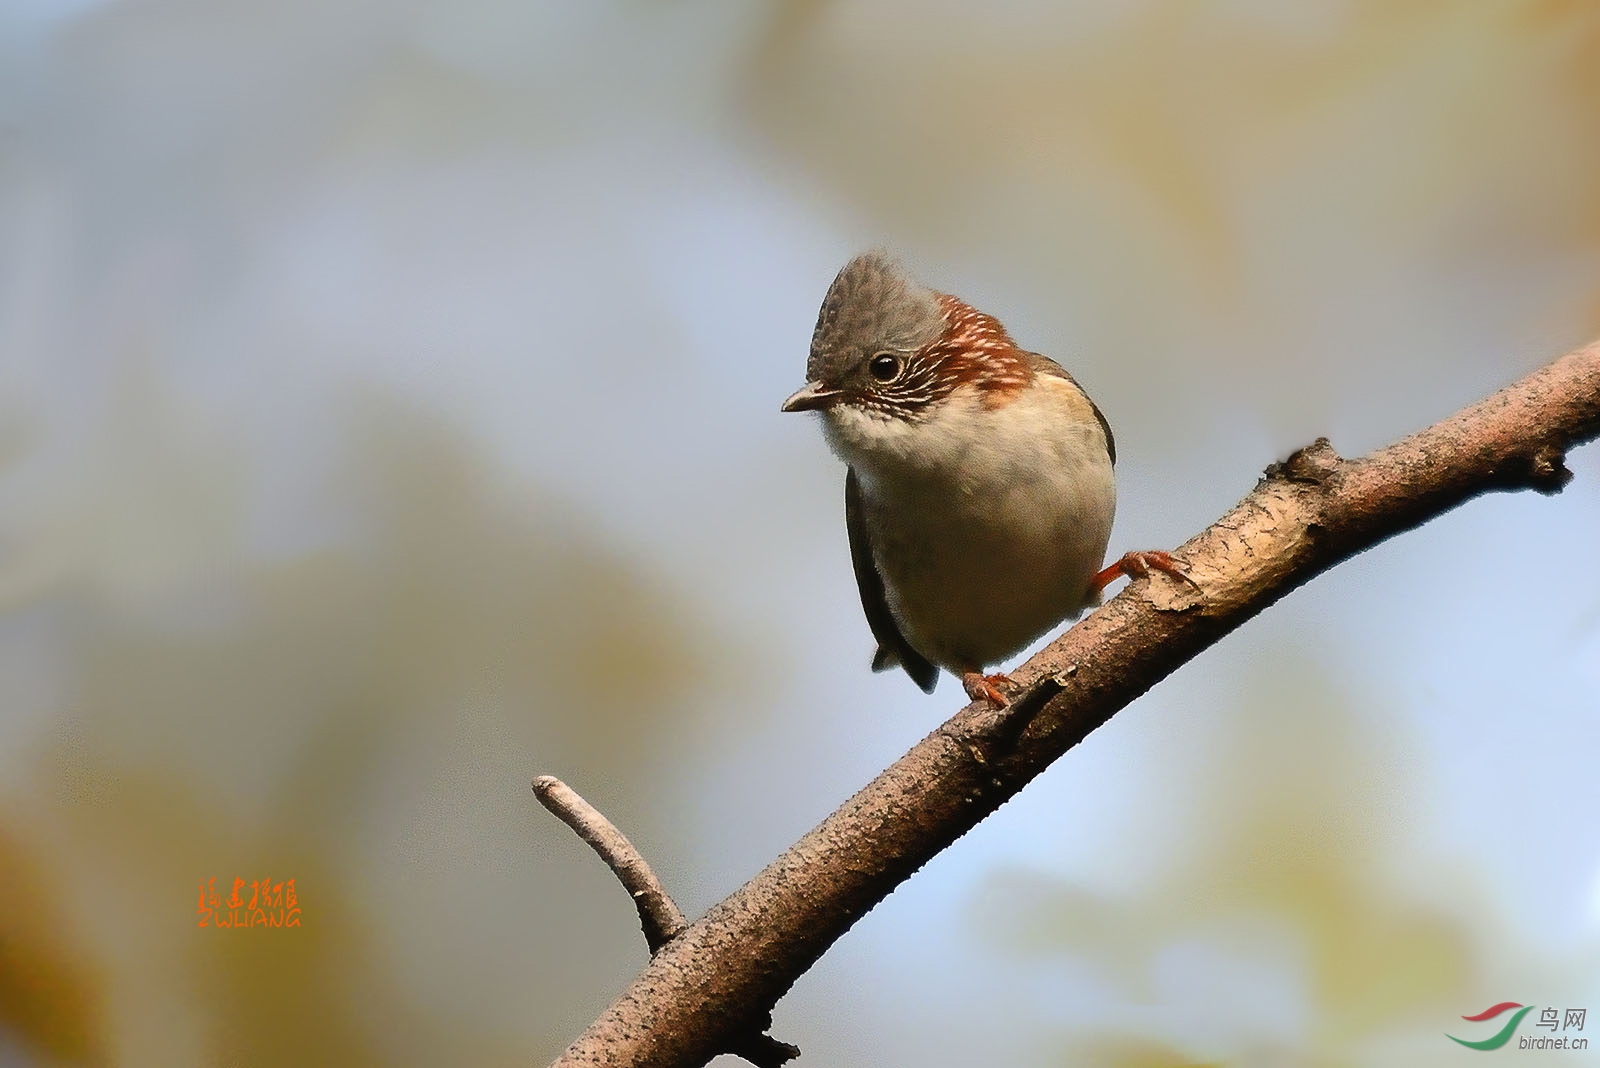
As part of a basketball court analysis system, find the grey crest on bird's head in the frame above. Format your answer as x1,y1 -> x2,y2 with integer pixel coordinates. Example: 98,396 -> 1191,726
806,251 -> 944,384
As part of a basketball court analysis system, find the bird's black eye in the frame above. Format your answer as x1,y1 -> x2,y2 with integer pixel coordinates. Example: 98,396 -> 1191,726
868,353 -> 901,383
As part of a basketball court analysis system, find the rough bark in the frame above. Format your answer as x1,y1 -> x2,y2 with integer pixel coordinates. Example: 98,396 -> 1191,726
542,340 -> 1600,1068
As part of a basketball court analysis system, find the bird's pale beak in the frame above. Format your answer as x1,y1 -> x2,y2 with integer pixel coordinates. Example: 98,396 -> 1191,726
781,381 -> 843,413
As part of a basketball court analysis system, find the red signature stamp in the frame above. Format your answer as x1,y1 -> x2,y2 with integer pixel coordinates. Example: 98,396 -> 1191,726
197,877 -> 301,928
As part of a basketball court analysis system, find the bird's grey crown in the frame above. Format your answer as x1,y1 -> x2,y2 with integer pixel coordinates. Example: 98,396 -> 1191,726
807,251 -> 944,384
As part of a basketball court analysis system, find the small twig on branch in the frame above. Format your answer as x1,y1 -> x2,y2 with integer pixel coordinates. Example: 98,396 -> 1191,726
545,340 -> 1600,1068
532,776 -> 687,951
532,777 -> 801,1067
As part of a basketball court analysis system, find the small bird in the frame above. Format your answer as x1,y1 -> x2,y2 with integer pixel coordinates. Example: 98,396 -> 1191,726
782,251 -> 1183,705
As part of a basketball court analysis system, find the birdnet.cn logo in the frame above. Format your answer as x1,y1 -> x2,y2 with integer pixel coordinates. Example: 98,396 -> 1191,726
1447,1002 -> 1588,1051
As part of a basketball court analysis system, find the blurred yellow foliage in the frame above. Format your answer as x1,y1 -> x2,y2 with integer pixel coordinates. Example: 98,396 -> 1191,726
971,663 -> 1589,1065
0,822 -> 108,1065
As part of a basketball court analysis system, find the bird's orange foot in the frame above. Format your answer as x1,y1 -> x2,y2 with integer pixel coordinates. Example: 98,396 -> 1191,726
1090,549 -> 1196,596
961,671 -> 1013,707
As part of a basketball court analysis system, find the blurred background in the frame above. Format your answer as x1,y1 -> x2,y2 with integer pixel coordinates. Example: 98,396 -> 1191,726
2,1 -> 1598,1065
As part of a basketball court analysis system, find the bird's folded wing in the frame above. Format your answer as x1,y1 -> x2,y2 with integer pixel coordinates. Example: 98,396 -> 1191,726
1025,351 -> 1115,466
845,467 -> 939,693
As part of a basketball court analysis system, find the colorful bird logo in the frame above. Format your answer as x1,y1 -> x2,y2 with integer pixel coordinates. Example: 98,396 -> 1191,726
1447,1002 -> 1535,1050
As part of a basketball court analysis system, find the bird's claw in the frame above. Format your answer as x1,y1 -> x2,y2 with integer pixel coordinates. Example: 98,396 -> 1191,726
962,671 -> 1012,707
1091,549 -> 1197,595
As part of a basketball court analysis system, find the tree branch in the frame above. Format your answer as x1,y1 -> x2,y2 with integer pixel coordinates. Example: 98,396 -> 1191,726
532,776 -> 688,953
546,340 -> 1600,1068
532,777 -> 800,1067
